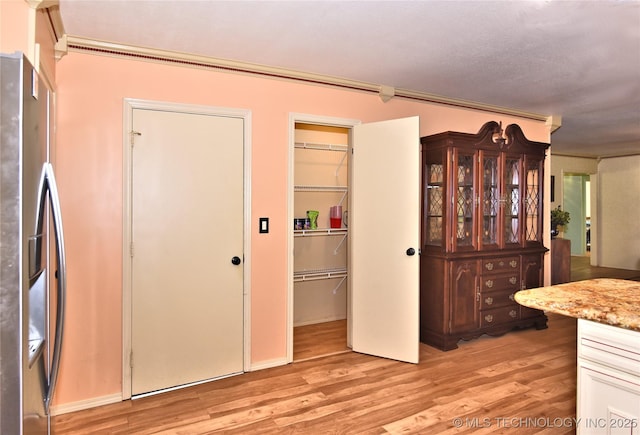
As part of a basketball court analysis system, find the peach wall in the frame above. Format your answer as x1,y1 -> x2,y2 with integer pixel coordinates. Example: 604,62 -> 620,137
0,0 -> 30,57
54,51 -> 551,407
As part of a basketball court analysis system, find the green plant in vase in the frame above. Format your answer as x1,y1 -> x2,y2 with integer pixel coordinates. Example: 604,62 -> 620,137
551,206 -> 570,238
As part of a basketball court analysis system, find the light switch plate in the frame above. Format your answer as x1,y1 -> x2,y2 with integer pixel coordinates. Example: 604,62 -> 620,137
259,217 -> 269,233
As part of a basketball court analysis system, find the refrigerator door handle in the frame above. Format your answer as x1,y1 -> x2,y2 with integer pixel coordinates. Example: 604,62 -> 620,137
35,163 -> 67,415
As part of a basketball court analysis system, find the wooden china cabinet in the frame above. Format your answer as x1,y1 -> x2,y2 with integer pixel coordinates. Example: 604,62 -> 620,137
420,121 -> 549,351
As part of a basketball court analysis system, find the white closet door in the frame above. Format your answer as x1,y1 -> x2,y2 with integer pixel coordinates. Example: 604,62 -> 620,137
351,116 -> 420,364
131,108 -> 244,395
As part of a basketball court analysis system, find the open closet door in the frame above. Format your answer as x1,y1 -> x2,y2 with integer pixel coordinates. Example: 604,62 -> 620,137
351,116 -> 420,364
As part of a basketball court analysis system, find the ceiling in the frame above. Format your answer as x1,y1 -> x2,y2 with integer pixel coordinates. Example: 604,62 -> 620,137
57,0 -> 640,158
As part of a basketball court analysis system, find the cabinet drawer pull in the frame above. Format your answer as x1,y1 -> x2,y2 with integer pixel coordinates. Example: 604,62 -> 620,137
510,260 -> 518,268
509,310 -> 517,318
485,297 -> 493,305
485,314 -> 494,323
509,276 -> 517,285
485,279 -> 494,288
485,262 -> 494,271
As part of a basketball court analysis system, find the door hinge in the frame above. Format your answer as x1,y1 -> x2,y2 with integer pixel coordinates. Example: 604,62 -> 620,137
130,351 -> 134,369
130,130 -> 141,146
130,242 -> 134,257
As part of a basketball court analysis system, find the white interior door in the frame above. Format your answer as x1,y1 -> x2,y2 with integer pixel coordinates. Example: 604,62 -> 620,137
131,108 -> 244,396
350,116 -> 420,364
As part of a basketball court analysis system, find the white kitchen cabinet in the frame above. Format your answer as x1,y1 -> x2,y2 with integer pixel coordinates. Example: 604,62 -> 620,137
577,319 -> 640,434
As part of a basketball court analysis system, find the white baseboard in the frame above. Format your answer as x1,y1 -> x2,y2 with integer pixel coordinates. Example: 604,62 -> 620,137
249,357 -> 288,372
50,393 -> 122,416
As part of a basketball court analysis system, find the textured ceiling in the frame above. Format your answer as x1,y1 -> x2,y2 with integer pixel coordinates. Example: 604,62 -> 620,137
58,0 -> 640,157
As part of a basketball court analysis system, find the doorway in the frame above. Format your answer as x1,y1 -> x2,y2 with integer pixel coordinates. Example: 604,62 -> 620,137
291,120 -> 352,361
122,99 -> 252,399
563,174 -> 590,255
287,114 -> 420,364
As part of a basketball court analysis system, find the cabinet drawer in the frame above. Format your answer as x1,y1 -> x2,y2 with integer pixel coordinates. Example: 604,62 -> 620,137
479,289 -> 517,309
480,274 -> 520,292
578,319 -> 640,377
482,257 -> 520,273
480,306 -> 519,327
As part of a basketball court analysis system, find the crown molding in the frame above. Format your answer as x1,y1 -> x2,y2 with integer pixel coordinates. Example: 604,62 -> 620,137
598,152 -> 640,159
27,0 -> 58,8
393,88 -> 548,121
545,115 -> 562,133
63,35 -> 551,122
46,3 -> 65,42
379,85 -> 395,103
551,151 -> 640,160
550,152 -> 599,159
54,34 -> 67,60
63,35 -> 380,91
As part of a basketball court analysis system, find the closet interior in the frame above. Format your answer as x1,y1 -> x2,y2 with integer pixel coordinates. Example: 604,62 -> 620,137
293,122 -> 350,361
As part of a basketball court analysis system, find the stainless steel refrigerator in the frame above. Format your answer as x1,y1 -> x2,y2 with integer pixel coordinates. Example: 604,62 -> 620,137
1,52 -> 67,434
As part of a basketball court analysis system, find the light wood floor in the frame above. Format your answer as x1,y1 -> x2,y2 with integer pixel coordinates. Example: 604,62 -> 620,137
53,313 -> 577,434
293,319 -> 349,362
53,258 -> 638,434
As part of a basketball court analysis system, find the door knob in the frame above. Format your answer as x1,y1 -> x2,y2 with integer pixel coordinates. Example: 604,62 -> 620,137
406,248 -> 416,256
231,256 -> 242,265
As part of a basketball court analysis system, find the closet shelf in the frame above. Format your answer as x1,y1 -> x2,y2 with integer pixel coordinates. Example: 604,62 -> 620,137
294,228 -> 347,237
294,142 -> 348,152
293,267 -> 348,282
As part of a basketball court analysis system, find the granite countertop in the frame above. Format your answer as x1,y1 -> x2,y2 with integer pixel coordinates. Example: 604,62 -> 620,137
515,278 -> 640,331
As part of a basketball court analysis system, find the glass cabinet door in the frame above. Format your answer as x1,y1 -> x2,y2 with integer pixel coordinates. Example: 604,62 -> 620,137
503,156 -> 521,246
480,152 -> 499,248
454,151 -> 475,249
524,156 -> 543,244
424,143 -> 545,252
424,154 -> 444,247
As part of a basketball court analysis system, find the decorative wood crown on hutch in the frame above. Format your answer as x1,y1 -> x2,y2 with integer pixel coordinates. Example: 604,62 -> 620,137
420,121 -> 549,351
